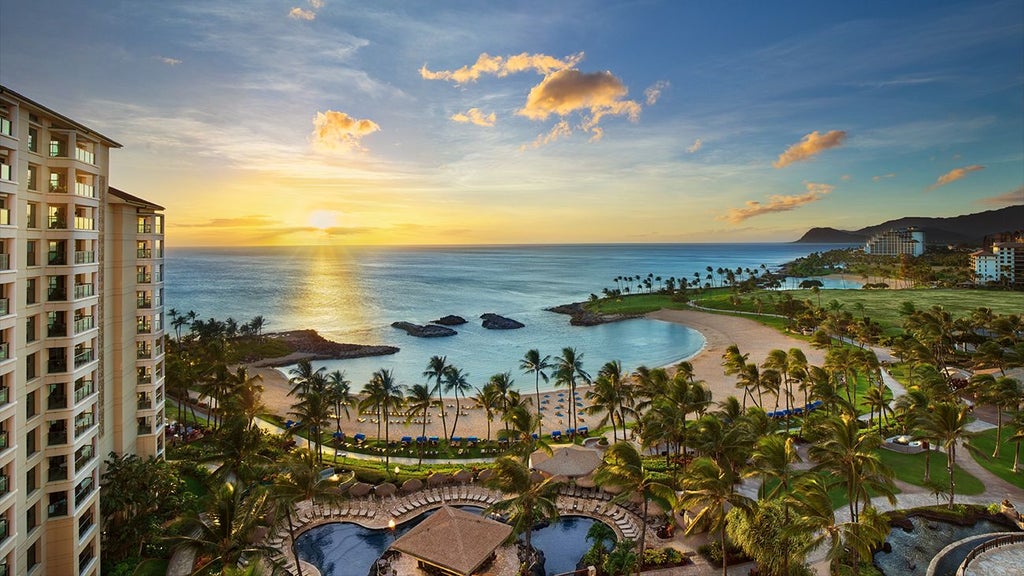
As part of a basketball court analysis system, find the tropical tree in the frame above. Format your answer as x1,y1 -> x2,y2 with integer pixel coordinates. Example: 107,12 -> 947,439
167,482 -> 278,576
288,359 -> 326,397
488,371 -> 515,418
424,355 -> 451,440
405,383 -> 434,467
520,349 -> 552,436
677,456 -> 753,576
290,382 -> 332,463
225,367 -> 265,433
443,366 -> 472,441
268,448 -> 344,576
483,456 -> 563,572
863,386 -> 892,436
371,369 -> 404,471
594,441 -> 676,575
472,383 -> 502,443
726,499 -> 813,576
326,370 -> 353,436
584,360 -> 634,443
918,401 -> 974,508
555,347 -> 591,433
1008,410 -> 1024,473
970,374 -> 1021,457
809,414 -> 895,523
747,433 -> 801,500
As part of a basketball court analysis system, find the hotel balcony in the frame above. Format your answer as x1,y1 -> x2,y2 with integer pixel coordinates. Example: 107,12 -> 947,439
0,473 -> 8,496
47,323 -> 67,338
74,283 -> 95,299
73,217 -> 94,231
137,373 -> 152,385
0,254 -> 9,272
47,429 -> 67,446
48,250 -> 67,266
74,250 -> 96,265
0,431 -> 8,451
137,398 -> 152,410
138,423 -> 152,435
0,386 -> 8,407
74,181 -> 95,198
75,446 -> 95,471
48,497 -> 68,518
0,163 -> 11,182
0,298 -> 8,316
137,297 -> 152,309
75,476 -> 95,507
48,391 -> 67,410
137,272 -> 152,284
48,216 -> 67,230
74,380 -> 94,403
137,248 -> 152,259
74,316 -> 94,334
48,464 -> 68,482
74,348 -> 94,368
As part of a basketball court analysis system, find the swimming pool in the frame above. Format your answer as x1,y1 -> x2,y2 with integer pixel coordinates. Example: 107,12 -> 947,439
294,507 -> 606,576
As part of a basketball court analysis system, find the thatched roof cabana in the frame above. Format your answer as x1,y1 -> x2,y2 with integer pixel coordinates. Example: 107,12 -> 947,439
390,506 -> 512,576
531,445 -> 603,479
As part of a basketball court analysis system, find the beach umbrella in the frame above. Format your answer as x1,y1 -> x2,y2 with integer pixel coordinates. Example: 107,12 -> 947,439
401,436 -> 412,443
428,473 -> 449,486
454,469 -> 473,484
348,482 -> 372,498
402,478 -> 424,493
477,469 -> 494,482
375,482 -> 397,497
532,445 -> 602,479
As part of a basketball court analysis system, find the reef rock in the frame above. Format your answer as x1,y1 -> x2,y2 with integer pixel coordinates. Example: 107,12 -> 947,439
480,313 -> 525,330
391,321 -> 457,338
431,315 -> 467,326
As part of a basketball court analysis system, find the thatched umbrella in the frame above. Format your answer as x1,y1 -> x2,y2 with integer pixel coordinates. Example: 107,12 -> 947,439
529,470 -> 545,484
427,472 -> 449,486
532,445 -> 603,479
601,483 -> 624,495
575,474 -> 596,489
348,482 -> 372,498
375,482 -> 397,497
453,469 -> 473,484
402,478 -> 424,493
477,469 -> 494,482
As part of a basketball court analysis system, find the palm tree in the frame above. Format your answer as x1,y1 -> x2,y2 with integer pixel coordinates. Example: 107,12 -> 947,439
289,383 -> 332,463
405,383 -> 434,468
809,414 -> 895,523
167,482 -> 277,576
326,370 -> 353,436
225,367 -> 266,433
374,369 -> 404,472
863,386 -> 892,436
678,456 -> 753,576
503,404 -> 548,460
473,383 -> 502,443
359,377 -> 386,453
585,361 -> 634,443
424,355 -> 451,440
1008,410 -> 1024,473
488,371 -> 515,417
520,349 -> 552,436
918,402 -> 974,508
784,474 -> 891,576
554,347 -> 590,434
747,433 -> 801,500
268,448 -> 344,576
443,366 -> 472,441
483,456 -> 563,572
970,374 -> 1021,458
288,359 -> 326,397
595,441 -> 676,574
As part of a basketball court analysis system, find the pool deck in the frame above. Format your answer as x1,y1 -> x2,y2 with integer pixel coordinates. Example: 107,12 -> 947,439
962,541 -> 1024,576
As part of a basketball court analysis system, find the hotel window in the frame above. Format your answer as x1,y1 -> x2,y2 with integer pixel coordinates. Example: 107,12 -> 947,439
28,127 -> 38,152
26,277 -> 37,305
26,240 -> 36,267
26,428 -> 37,456
26,165 -> 38,190
26,314 -> 37,343
26,390 -> 36,419
26,352 -> 37,380
26,464 -> 37,493
26,201 -> 37,228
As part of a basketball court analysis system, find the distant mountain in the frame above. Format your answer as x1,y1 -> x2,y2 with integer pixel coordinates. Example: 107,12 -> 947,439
794,205 -> 1024,246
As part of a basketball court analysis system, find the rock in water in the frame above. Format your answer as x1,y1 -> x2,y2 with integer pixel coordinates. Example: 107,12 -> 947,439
391,321 -> 457,337
480,313 -> 525,329
432,315 -> 467,326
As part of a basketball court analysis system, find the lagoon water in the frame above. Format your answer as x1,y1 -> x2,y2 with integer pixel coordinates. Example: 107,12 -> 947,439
166,243 -> 848,391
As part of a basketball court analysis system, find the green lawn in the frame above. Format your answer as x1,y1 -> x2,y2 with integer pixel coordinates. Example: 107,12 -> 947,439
968,427 -> 1024,489
876,448 -> 985,495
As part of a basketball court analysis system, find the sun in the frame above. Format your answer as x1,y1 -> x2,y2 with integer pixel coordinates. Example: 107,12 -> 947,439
308,210 -> 337,230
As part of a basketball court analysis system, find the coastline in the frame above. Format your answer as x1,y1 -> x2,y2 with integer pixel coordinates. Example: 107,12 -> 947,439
249,330 -> 399,368
248,308 -> 823,440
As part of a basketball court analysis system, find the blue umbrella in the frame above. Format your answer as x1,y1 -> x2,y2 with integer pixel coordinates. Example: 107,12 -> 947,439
401,436 -> 412,443
551,430 -> 562,437
416,436 -> 427,443
467,436 -> 478,443
354,433 -> 366,441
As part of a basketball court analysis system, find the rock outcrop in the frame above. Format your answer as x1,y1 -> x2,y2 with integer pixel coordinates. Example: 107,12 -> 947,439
546,302 -> 640,326
391,321 -> 457,338
480,313 -> 525,330
431,315 -> 467,326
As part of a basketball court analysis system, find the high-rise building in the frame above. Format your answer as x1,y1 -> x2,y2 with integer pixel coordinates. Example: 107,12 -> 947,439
0,86 -> 165,576
971,242 -> 1024,287
863,228 -> 926,257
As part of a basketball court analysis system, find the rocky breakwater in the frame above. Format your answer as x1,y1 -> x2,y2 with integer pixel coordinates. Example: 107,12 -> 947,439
252,330 -> 399,367
391,321 -> 458,338
480,313 -> 525,329
547,302 -> 640,326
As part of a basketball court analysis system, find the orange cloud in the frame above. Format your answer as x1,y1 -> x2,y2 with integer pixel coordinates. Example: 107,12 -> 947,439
521,120 -> 572,150
872,173 -> 896,182
519,70 -> 640,122
451,108 -> 496,127
311,110 -> 380,152
773,130 -> 847,168
687,138 -> 702,153
420,52 -> 583,84
928,165 -> 984,190
720,182 -> 833,223
644,80 -> 670,105
976,186 -> 1022,206
289,7 -> 315,20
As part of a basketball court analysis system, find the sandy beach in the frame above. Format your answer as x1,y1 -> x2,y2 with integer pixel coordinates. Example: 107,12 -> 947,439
253,308 -> 827,440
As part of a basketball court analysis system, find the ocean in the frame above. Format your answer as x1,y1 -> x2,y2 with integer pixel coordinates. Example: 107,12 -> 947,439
165,243 -> 849,392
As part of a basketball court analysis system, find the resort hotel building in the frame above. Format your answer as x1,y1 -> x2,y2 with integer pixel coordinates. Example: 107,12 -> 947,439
863,228 -> 926,257
971,242 -> 1024,287
0,86 -> 166,576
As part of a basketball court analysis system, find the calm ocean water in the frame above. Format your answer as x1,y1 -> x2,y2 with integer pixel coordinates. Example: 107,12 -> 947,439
166,243 -> 848,391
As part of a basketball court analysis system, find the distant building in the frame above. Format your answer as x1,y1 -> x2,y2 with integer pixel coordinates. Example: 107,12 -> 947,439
864,228 -> 925,257
971,242 -> 1024,286
0,86 -> 165,576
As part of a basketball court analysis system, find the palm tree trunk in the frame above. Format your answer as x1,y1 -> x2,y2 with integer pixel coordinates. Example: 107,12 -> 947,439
947,444 -> 956,509
535,374 -> 543,436
993,407 -> 1002,458
286,507 -> 304,576
636,497 -> 649,576
384,406 -> 391,472
451,397 -> 461,441
1013,440 -> 1020,473
419,409 -> 427,468
437,380 -> 448,442
720,513 -> 728,576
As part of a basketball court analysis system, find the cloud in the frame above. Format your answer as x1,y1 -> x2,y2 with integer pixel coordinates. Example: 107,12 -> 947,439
872,173 -> 896,182
288,7 -> 316,20
840,174 -> 852,181
420,52 -> 584,84
309,0 -> 324,8
178,215 -> 278,228
976,186 -> 1022,206
644,80 -> 670,105
773,130 -> 847,168
311,110 -> 380,152
928,164 -> 985,190
158,56 -> 182,66
451,108 -> 496,127
720,182 -> 833,223
521,120 -> 572,150
687,138 -> 703,153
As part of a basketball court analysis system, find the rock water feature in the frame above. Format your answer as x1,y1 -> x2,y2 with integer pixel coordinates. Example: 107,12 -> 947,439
874,517 -> 1010,576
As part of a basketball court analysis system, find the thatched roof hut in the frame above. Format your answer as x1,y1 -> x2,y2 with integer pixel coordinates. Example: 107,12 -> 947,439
390,506 -> 512,576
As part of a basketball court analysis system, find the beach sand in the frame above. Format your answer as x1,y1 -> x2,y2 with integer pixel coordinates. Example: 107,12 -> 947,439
253,308 -> 827,440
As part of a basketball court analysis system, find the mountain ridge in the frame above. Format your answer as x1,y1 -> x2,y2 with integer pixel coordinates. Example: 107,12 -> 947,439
794,205 -> 1024,245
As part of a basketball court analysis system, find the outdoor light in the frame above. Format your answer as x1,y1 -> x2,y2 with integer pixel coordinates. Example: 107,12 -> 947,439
388,517 -> 397,542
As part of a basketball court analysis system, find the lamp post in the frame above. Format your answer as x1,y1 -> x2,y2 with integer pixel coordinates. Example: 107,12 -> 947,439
388,517 -> 396,543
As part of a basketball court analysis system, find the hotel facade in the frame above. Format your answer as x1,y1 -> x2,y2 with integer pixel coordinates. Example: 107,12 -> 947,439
863,228 -> 926,257
0,86 -> 166,576
971,242 -> 1024,287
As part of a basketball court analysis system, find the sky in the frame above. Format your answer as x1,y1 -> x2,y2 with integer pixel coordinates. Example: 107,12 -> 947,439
1,0 -> 1022,246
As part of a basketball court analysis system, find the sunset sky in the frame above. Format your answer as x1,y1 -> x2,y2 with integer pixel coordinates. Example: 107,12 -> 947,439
2,0 -> 1021,246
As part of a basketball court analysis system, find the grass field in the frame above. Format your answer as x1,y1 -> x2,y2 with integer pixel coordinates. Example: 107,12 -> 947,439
968,427 -> 1024,489
876,448 -> 985,496
588,288 -> 1024,335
